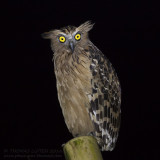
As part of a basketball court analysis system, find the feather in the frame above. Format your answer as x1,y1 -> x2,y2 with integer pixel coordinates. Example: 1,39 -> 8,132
87,42 -> 121,151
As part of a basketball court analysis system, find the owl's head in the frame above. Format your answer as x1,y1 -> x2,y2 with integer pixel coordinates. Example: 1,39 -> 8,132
42,21 -> 94,53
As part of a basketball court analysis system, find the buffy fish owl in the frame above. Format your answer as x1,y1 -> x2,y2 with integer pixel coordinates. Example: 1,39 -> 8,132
42,21 -> 121,151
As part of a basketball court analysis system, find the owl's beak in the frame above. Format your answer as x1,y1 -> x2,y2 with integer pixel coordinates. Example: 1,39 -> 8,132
69,41 -> 75,53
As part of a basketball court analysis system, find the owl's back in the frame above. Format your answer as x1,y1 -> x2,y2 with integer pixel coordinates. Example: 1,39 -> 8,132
87,42 -> 121,151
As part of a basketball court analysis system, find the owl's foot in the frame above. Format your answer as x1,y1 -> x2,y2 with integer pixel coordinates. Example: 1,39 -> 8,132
87,131 -> 95,136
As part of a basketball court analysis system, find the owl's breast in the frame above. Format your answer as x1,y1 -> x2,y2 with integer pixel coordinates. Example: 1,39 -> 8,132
54,52 -> 91,89
53,52 -> 95,136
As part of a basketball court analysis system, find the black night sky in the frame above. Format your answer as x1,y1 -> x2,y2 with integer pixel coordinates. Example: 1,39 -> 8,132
1,0 -> 160,159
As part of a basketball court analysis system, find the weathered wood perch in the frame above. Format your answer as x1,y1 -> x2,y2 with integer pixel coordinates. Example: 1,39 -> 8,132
63,136 -> 103,160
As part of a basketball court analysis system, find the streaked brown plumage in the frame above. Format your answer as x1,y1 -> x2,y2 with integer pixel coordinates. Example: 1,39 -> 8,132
42,21 -> 121,151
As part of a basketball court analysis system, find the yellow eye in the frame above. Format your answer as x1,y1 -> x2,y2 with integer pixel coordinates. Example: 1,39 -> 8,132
75,33 -> 81,41
59,36 -> 66,43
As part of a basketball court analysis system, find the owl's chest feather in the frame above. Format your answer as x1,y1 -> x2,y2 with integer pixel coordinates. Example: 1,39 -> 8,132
53,51 -> 95,136
54,51 -> 92,92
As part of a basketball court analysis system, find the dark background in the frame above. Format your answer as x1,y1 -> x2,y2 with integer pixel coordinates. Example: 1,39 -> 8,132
1,0 -> 160,159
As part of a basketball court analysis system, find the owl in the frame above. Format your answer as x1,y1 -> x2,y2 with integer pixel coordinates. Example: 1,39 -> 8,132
42,21 -> 121,151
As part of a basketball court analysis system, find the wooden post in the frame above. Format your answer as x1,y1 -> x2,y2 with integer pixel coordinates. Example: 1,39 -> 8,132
63,136 -> 103,160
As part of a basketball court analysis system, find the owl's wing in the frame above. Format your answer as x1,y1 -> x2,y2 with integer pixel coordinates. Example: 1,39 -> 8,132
87,43 -> 121,151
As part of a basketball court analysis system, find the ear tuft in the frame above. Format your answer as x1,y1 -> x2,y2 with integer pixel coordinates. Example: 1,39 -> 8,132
78,20 -> 95,33
41,31 -> 53,39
